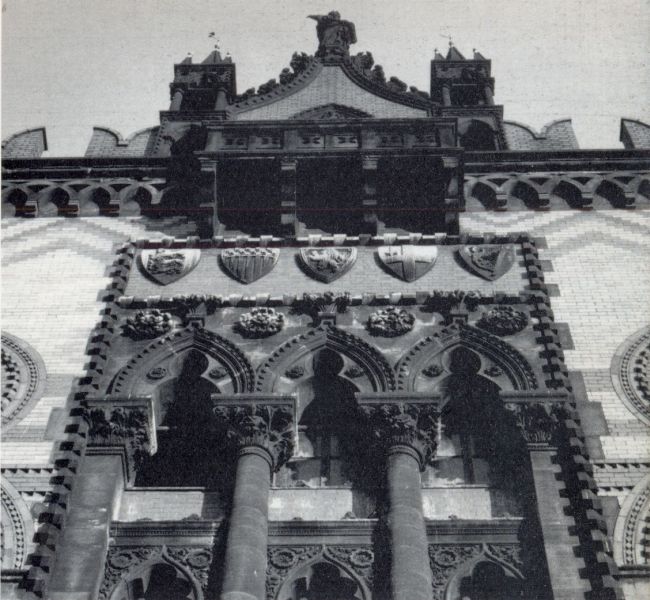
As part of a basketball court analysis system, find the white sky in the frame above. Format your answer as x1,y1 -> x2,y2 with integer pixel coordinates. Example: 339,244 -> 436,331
2,0 -> 649,155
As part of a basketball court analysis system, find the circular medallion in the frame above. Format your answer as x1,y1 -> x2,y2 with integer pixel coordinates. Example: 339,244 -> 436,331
187,549 -> 212,569
349,548 -> 374,568
433,549 -> 457,567
270,548 -> 297,569
147,366 -> 167,380
108,551 -> 134,569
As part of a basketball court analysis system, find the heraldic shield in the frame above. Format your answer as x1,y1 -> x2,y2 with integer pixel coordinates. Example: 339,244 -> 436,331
139,248 -> 201,285
219,248 -> 280,283
377,245 -> 438,282
298,247 -> 357,282
457,244 -> 516,281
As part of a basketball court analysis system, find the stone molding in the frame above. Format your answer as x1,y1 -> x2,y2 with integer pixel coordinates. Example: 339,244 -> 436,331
99,545 -> 209,600
395,323 -> 538,392
1,477 -> 35,570
611,325 -> 650,425
613,474 -> 650,567
1,332 -> 47,428
267,544 -> 374,600
255,325 -> 396,393
110,325 -> 255,395
428,542 -> 523,600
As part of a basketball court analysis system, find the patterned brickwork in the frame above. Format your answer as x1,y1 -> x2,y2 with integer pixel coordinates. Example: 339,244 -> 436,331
504,119 -> 579,150
621,119 -> 650,150
84,127 -> 159,157
461,209 -> 650,536
236,65 -> 427,120
1,128 -> 47,158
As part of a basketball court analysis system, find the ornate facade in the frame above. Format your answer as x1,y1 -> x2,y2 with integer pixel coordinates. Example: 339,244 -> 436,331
2,12 -> 650,600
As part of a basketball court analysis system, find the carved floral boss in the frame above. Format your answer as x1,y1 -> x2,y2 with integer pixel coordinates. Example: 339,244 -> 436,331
137,245 -> 516,285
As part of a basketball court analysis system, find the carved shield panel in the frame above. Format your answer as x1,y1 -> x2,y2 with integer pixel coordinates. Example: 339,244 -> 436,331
458,245 -> 515,281
377,246 -> 438,282
139,249 -> 201,285
298,247 -> 357,282
219,248 -> 279,283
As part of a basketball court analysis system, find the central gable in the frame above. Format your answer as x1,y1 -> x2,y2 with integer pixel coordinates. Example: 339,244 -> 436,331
235,65 -> 429,121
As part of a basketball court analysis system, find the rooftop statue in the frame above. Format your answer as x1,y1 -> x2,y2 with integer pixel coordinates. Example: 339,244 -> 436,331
308,11 -> 357,60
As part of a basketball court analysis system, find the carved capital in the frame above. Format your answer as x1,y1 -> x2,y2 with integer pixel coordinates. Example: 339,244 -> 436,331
500,391 -> 573,448
357,393 -> 445,469
84,397 -> 156,483
212,394 -> 296,471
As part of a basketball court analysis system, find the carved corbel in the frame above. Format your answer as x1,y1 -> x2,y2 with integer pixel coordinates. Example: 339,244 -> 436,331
356,392 -> 446,469
84,396 -> 157,484
211,394 -> 296,471
500,391 -> 573,448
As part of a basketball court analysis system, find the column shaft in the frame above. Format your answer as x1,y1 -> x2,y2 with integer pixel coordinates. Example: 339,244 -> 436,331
387,447 -> 433,600
220,448 -> 272,600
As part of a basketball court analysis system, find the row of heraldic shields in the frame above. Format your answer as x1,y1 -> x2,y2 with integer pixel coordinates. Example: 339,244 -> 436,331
140,244 -> 516,285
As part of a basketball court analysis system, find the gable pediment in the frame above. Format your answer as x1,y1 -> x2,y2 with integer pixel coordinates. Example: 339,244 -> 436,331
234,60 -> 432,121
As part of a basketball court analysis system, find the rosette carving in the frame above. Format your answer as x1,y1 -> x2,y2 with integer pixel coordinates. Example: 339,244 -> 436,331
123,310 -> 173,340
477,306 -> 528,336
367,307 -> 415,337
236,307 -> 284,338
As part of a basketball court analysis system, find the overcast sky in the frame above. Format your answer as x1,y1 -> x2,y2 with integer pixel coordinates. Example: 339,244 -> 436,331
2,0 -> 649,155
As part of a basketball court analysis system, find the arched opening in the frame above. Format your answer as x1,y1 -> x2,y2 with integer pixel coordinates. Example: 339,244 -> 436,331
594,180 -> 627,208
460,121 -> 497,151
456,560 -> 523,600
135,349 -> 223,487
278,560 -> 366,600
110,561 -> 199,600
2,188 -> 28,218
638,179 -> 650,203
276,348 -> 363,488
469,182 -> 498,210
123,186 -> 154,216
551,181 -> 583,209
81,187 -> 113,216
41,187 -> 73,217
509,181 -> 540,209
425,347 -> 530,518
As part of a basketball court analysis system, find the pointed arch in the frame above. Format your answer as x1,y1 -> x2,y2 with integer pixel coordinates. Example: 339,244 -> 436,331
255,326 -> 395,393
107,547 -> 204,600
274,552 -> 371,600
109,326 -> 254,396
396,323 -> 538,392
443,544 -> 524,600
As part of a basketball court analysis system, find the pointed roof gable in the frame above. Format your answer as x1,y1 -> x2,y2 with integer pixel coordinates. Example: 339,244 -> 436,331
446,45 -> 465,60
232,57 -> 433,121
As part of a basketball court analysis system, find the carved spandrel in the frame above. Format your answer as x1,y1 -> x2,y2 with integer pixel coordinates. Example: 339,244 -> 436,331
356,394 -> 445,469
212,395 -> 296,470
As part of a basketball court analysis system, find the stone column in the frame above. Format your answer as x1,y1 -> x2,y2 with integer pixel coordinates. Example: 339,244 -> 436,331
484,84 -> 494,105
48,400 -> 155,600
279,157 -> 299,237
214,395 -> 295,600
362,154 -> 381,234
441,84 -> 452,106
357,393 -> 444,600
169,87 -> 184,111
